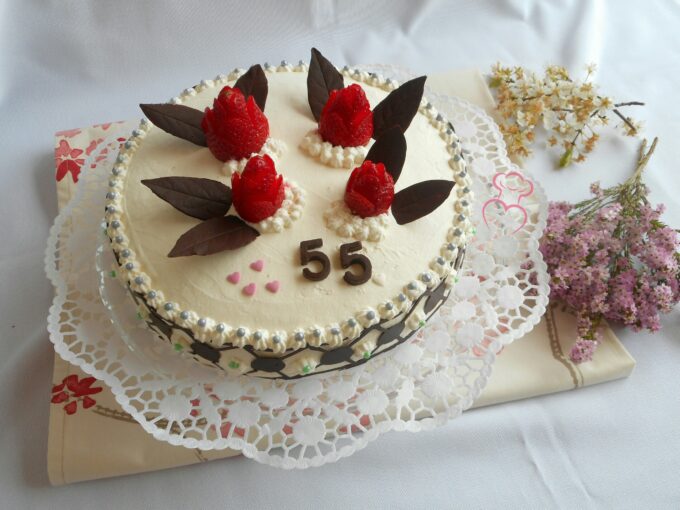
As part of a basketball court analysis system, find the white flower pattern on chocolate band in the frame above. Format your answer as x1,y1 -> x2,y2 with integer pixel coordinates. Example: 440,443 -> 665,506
299,129 -> 368,169
104,64 -> 474,362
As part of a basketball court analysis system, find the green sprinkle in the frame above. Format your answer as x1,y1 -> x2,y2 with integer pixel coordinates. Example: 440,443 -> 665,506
136,311 -> 143,320
363,351 -> 371,360
302,364 -> 311,374
109,270 -> 117,278
173,343 -> 183,352
102,228 -> 108,237
419,320 -> 426,328
454,276 -> 460,283
471,227 -> 477,235
228,360 -> 240,369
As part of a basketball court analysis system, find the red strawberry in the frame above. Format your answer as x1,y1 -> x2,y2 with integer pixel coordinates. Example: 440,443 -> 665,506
202,86 -> 269,162
231,155 -> 285,223
318,84 -> 373,147
344,161 -> 394,218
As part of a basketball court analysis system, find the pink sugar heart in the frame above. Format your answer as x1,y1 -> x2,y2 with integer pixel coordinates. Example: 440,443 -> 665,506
226,271 -> 241,284
265,280 -> 280,293
249,259 -> 264,272
242,283 -> 256,296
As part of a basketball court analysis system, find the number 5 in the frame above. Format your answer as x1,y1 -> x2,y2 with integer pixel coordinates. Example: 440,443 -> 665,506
340,241 -> 372,286
300,238 -> 331,282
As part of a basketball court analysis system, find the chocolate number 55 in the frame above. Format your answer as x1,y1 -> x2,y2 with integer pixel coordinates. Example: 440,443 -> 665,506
299,239 -> 372,285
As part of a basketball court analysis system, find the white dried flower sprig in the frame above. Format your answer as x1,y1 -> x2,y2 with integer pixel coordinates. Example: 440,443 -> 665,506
489,63 -> 644,167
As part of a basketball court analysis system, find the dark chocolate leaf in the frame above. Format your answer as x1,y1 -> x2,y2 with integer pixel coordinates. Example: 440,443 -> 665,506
234,64 -> 268,111
391,179 -> 455,225
372,76 -> 427,139
365,126 -> 407,183
168,216 -> 259,257
139,103 -> 207,146
307,47 -> 344,121
141,177 -> 232,220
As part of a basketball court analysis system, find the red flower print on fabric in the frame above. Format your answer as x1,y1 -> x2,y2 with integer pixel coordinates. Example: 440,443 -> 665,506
55,139 -> 85,183
51,374 -> 103,415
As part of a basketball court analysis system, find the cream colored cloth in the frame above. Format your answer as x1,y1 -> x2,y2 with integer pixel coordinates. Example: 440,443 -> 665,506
47,69 -> 635,485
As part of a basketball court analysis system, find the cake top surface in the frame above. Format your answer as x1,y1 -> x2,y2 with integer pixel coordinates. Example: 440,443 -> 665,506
106,61 -> 471,352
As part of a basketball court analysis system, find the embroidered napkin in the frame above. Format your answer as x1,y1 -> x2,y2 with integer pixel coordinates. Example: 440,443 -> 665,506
47,69 -> 635,485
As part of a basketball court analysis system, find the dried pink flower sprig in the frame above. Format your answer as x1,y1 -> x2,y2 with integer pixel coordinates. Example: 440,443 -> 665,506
540,138 -> 680,363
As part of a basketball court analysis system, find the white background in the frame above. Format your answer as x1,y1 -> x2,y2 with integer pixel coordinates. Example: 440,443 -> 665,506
2,0 -> 680,508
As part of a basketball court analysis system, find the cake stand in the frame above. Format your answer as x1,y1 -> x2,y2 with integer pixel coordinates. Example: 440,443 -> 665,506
46,66 -> 549,469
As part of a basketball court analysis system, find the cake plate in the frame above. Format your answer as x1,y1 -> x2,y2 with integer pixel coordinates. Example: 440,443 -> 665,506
46,66 -> 549,469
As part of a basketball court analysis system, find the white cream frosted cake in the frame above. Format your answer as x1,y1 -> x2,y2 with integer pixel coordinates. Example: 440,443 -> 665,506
105,49 -> 472,378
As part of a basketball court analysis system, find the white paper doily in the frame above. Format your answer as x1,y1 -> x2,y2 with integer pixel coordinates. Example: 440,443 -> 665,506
46,66 -> 549,469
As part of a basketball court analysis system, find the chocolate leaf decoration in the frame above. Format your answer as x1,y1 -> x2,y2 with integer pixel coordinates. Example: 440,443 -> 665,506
141,177 -> 232,220
168,215 -> 259,257
391,179 -> 455,225
234,64 -> 268,111
372,76 -> 427,139
139,103 -> 207,146
365,126 -> 407,183
307,47 -> 344,122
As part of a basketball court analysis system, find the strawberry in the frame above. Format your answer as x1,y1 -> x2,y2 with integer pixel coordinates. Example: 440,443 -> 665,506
344,160 -> 394,218
202,86 -> 269,161
231,155 -> 285,223
318,84 -> 373,147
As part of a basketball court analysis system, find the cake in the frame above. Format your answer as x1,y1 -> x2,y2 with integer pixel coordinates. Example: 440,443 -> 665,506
105,49 -> 472,379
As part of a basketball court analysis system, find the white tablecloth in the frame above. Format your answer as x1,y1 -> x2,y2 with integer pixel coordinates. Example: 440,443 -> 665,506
2,1 -> 679,508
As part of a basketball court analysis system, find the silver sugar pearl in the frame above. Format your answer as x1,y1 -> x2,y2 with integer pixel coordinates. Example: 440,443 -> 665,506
115,235 -> 124,243
298,60 -> 305,66
106,192 -> 117,200
272,334 -> 281,343
147,291 -> 157,299
112,167 -> 121,176
425,102 -> 433,109
116,155 -> 125,163
124,262 -> 134,270
264,62 -> 271,69
453,154 -> 461,162
436,113 -> 444,121
436,256 -> 446,265
253,331 -> 263,341
280,60 -> 288,66
342,65 -> 350,72
313,328 -> 322,337
453,228 -> 463,237
407,282 -> 417,290
180,311 -> 190,320
108,180 -> 116,187
163,302 -> 174,311
294,332 -> 305,341
198,318 -> 207,328
236,327 -> 246,337
385,302 -> 394,310
134,276 -> 144,285
421,273 -> 432,283
347,318 -> 357,327
110,220 -> 120,229
446,128 -> 453,135
121,249 -> 131,258
398,293 -> 407,302
458,214 -> 467,222
124,141 -> 133,149
366,311 -> 376,320
330,327 -> 340,336
216,323 -> 225,333
447,243 -> 456,251
461,200 -> 469,207
132,129 -> 141,137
